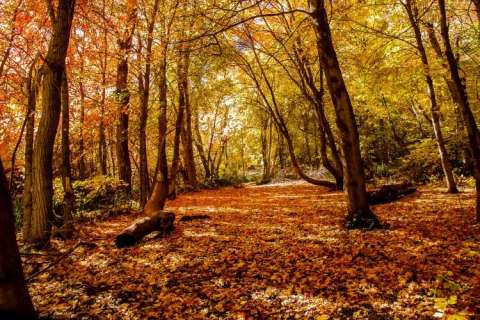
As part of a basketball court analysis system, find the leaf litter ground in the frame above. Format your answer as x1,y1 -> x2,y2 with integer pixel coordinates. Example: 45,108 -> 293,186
22,182 -> 480,319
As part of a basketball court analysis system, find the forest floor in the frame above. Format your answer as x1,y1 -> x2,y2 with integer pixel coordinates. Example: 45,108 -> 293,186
21,182 -> 480,320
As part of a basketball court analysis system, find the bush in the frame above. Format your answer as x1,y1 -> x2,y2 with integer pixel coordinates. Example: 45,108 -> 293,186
54,175 -> 131,213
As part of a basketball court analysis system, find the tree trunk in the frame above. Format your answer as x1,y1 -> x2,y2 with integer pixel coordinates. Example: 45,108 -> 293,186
138,0 -> 159,208
0,160 -> 37,319
97,0 -> 108,175
115,1 -> 137,192
438,0 -> 480,222
311,0 -> 381,229
78,73 -> 87,179
59,72 -> 74,239
28,0 -> 76,247
21,60 -> 37,241
193,111 -> 211,179
168,51 -> 187,198
404,0 -> 458,193
178,50 -> 197,188
138,71 -> 150,207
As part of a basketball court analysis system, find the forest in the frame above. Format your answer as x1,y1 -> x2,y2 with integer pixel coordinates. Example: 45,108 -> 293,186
0,0 -> 479,319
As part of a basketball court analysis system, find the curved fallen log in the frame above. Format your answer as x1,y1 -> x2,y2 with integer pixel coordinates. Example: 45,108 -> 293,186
368,182 -> 417,205
115,211 -> 175,248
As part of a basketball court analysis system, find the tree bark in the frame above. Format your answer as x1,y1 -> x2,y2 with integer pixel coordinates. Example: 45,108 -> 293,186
178,50 -> 197,188
59,72 -> 74,239
404,0 -> 458,193
29,0 -> 76,247
21,59 -> 37,241
438,0 -> 480,222
310,0 -> 381,229
138,0 -> 160,208
97,0 -> 108,175
0,160 -> 37,319
115,1 -> 137,192
193,111 -> 211,179
78,68 -> 87,179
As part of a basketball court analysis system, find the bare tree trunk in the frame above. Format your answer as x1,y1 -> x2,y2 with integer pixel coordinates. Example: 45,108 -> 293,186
115,1 -> 137,192
59,72 -> 74,239
29,0 -> 76,247
260,116 -> 272,183
404,0 -> 458,193
21,59 -> 37,241
311,0 -> 381,229
178,50 -> 197,188
78,70 -> 87,179
193,111 -> 211,180
168,50 -> 188,197
138,0 -> 160,207
97,0 -> 108,175
438,0 -> 480,222
0,160 -> 36,319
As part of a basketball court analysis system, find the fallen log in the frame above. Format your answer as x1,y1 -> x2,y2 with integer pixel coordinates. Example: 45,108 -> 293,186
115,211 -> 175,248
368,182 -> 416,205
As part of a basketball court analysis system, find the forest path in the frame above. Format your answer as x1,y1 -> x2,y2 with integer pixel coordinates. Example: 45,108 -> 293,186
26,182 -> 480,319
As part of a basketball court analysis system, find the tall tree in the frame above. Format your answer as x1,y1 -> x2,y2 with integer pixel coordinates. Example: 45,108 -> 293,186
115,0 -> 137,192
21,58 -> 38,240
138,0 -> 160,207
438,0 -> 480,222
28,0 -> 76,247
59,72 -> 74,238
97,0 -> 108,175
403,0 -> 458,193
310,0 -> 381,228
0,159 -> 36,319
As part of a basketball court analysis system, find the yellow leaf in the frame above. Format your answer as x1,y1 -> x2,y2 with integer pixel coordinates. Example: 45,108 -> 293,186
448,295 -> 457,305
316,315 -> 329,320
434,298 -> 448,311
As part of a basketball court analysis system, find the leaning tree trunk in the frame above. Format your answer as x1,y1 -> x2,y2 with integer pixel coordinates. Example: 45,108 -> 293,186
311,0 -> 381,229
59,72 -> 74,239
438,0 -> 480,222
115,1 -> 137,193
0,159 -> 37,318
404,0 -> 458,193
29,0 -> 76,247
21,59 -> 37,241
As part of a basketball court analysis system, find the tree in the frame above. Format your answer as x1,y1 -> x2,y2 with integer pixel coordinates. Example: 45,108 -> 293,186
21,58 -> 38,240
28,0 -> 76,247
137,0 -> 160,208
0,159 -> 36,319
59,71 -> 74,238
437,0 -> 480,222
310,0 -> 381,228
115,0 -> 137,193
402,0 -> 458,193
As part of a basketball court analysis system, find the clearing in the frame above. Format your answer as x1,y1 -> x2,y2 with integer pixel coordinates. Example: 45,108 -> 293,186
24,182 -> 480,319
